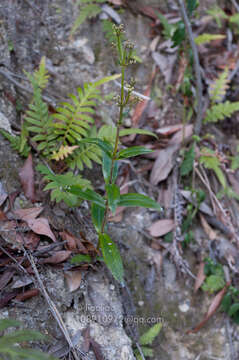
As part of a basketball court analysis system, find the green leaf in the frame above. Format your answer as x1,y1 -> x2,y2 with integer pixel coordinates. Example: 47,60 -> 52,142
68,186 -> 105,208
180,144 -> 195,176
139,323 -> 162,345
119,128 -> 157,139
172,21 -> 185,47
70,254 -> 92,264
201,275 -> 225,293
117,146 -> 153,159
70,4 -> 102,35
0,330 -> 45,346
118,193 -> 162,211
200,148 -> 226,188
106,184 -> 120,214
102,152 -> 118,184
93,73 -> 121,87
91,203 -> 105,232
187,0 -> 198,16
194,33 -> 225,46
155,12 -> 174,39
221,293 -> 232,313
0,319 -> 22,331
79,138 -> 113,157
228,303 -> 239,317
99,233 -> 124,285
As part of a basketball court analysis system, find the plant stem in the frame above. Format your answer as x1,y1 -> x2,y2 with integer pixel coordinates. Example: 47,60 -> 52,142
100,49 -> 127,234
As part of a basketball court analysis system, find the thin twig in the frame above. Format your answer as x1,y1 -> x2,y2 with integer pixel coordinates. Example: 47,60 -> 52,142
24,251 -> 88,360
177,0 -> 203,135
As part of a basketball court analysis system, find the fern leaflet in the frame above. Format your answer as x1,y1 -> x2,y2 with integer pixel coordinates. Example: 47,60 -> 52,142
51,145 -> 79,161
194,33 -> 225,46
37,164 -> 92,206
0,129 -> 30,157
209,68 -> 229,102
71,1 -> 104,35
204,101 -> 239,123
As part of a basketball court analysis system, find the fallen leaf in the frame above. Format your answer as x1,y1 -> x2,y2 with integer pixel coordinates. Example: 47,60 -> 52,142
82,327 -> 91,353
156,124 -> 183,136
107,0 -> 122,5
0,181 -> 7,206
0,290 -> 19,308
90,338 -> 104,360
41,250 -> 71,264
23,231 -> 40,250
148,219 -> 175,237
0,210 -> 7,221
200,214 -> 217,241
181,190 -> 213,216
13,207 -> 43,221
0,269 -> 15,290
60,230 -> 87,253
150,145 -> 179,185
65,270 -> 82,292
19,153 -> 35,202
152,51 -> 177,83
27,217 -> 56,242
187,283 -> 230,333
15,288 -> 40,301
168,124 -> 193,146
12,275 -> 33,289
194,262 -> 206,293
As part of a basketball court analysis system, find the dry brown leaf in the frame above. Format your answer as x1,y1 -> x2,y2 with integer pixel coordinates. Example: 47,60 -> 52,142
15,288 -> 40,302
200,214 -> 217,241
13,207 -> 43,221
41,250 -> 71,264
152,51 -> 177,84
168,124 -> 193,146
65,270 -> 82,292
24,231 -> 40,250
156,124 -> 183,136
19,153 -> 35,202
26,217 -> 56,242
60,230 -> 87,253
0,269 -> 15,291
148,219 -> 175,237
150,145 -> 179,185
194,262 -> 206,293
90,338 -> 104,360
82,327 -> 91,353
187,283 -> 230,333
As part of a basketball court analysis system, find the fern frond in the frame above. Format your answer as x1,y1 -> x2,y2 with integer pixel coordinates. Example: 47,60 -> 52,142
53,75 -> 120,147
0,129 -> 30,157
25,56 -> 49,90
204,101 -> 239,123
209,68 -> 229,102
37,164 -> 92,206
51,145 -> 79,161
194,33 -> 225,46
25,88 -> 55,156
71,3 -> 102,35
207,6 -> 228,27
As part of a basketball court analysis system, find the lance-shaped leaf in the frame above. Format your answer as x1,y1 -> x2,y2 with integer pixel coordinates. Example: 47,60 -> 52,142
106,184 -> 120,214
118,193 -> 162,211
91,203 -> 105,232
79,138 -> 113,157
116,146 -> 153,159
99,233 -> 124,285
0,319 -> 22,331
102,152 -> 118,184
68,186 -> 105,208
119,128 -> 158,138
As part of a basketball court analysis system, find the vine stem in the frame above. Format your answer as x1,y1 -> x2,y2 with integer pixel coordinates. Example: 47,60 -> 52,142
177,0 -> 203,135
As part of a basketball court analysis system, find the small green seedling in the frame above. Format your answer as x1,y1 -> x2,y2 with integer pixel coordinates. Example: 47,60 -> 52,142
134,322 -> 162,359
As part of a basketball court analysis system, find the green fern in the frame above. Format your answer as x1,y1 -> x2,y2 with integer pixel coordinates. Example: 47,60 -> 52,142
0,318 -> 56,360
37,164 -> 92,206
71,0 -> 105,35
134,323 -> 162,360
194,33 -> 225,46
52,75 -> 120,161
199,147 -> 226,188
204,101 -> 239,123
25,58 -> 56,156
67,126 -> 102,170
207,6 -> 228,27
0,128 -> 30,157
209,68 -> 229,102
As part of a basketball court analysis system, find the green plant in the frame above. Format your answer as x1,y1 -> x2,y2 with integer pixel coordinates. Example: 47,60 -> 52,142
204,68 -> 239,123
134,323 -> 162,359
0,127 -> 30,158
201,257 -> 225,294
62,24 -> 162,283
221,286 -> 239,324
70,0 -> 105,36
0,318 -> 56,360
